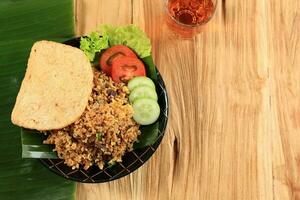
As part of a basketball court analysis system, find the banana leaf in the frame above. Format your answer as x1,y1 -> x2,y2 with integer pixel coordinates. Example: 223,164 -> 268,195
0,0 -> 76,199
21,129 -> 58,159
133,122 -> 159,149
141,56 -> 158,81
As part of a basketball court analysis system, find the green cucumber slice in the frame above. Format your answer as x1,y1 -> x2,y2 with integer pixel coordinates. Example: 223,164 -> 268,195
129,86 -> 158,103
128,76 -> 155,91
132,98 -> 160,125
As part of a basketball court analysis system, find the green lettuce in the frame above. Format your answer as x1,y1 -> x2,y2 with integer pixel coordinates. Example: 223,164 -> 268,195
101,24 -> 151,58
80,31 -> 109,61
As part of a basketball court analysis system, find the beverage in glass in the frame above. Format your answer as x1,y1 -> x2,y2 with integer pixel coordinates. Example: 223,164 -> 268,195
166,0 -> 217,37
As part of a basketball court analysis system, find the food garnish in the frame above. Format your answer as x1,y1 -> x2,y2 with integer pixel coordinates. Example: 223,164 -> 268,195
100,45 -> 137,75
129,86 -> 158,103
80,32 -> 109,61
132,98 -> 160,125
80,24 -> 152,62
127,77 -> 160,125
111,56 -> 146,83
101,24 -> 151,58
128,76 -> 156,91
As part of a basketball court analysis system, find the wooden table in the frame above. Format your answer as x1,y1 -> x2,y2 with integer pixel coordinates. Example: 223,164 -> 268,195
75,0 -> 300,199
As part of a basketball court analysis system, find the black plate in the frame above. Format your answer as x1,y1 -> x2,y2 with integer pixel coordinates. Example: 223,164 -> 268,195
40,38 -> 169,183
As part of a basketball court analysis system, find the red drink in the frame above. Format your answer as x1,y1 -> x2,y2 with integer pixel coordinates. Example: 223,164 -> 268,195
166,0 -> 217,37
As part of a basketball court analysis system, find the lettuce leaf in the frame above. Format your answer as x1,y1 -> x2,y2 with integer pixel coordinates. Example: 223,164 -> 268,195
80,31 -> 109,61
101,24 -> 151,58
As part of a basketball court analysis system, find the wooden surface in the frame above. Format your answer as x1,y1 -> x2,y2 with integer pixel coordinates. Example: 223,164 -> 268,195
75,0 -> 300,199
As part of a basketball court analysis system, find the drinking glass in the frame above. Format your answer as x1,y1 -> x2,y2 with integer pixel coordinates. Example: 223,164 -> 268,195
165,0 -> 217,38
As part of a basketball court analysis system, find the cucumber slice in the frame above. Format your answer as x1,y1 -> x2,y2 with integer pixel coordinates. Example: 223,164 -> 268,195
129,86 -> 158,103
128,76 -> 155,91
132,98 -> 160,125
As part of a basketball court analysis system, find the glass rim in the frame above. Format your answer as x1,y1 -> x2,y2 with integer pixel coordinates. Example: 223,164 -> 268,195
165,0 -> 218,28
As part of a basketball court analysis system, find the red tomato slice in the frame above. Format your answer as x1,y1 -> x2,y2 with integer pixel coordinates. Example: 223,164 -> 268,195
111,57 -> 146,83
100,45 -> 137,75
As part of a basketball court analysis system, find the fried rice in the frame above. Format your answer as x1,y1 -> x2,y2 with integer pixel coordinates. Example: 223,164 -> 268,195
44,69 -> 140,170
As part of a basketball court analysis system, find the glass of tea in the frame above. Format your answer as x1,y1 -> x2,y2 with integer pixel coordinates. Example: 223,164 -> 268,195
165,0 -> 217,38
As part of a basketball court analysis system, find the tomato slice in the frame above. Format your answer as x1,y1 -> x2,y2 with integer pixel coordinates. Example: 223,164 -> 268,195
99,45 -> 137,75
111,57 -> 146,83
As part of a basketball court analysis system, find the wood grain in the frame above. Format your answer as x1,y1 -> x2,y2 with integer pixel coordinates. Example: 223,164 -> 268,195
75,0 -> 300,199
